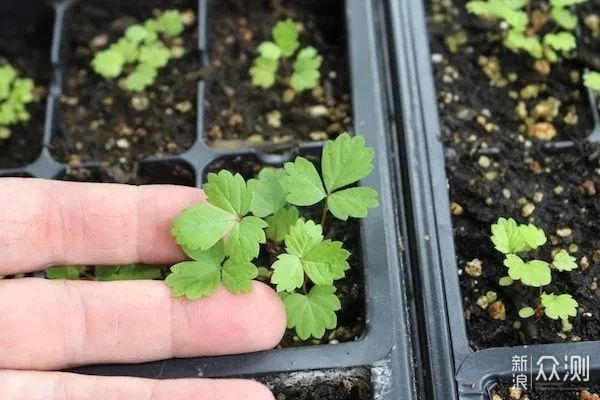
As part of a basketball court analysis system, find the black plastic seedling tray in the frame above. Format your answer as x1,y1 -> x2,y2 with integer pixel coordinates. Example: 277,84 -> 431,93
0,0 -> 420,398
386,0 -> 600,399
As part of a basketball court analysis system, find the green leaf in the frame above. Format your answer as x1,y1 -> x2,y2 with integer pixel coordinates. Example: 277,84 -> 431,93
584,71 -> 600,92
283,285 -> 341,340
504,254 -> 551,287
551,7 -> 578,30
139,43 -> 171,68
322,133 -> 375,192
491,217 -> 531,254
550,0 -> 586,6
519,306 -> 535,318
166,261 -> 221,300
258,41 -> 282,60
518,224 -> 547,250
95,264 -> 162,281
327,187 -> 379,220
302,240 -> 350,285
541,292 -> 578,320
46,266 -> 81,280
172,203 -> 238,251
205,170 -> 253,217
504,30 -> 543,58
156,10 -> 184,37
499,276 -> 514,286
110,38 -> 139,63
271,253 -> 304,292
125,24 -> 149,43
183,240 -> 226,264
125,63 -> 157,92
285,219 -> 323,257
248,168 -> 288,218
0,65 -> 17,100
266,206 -> 300,242
552,249 -> 578,271
273,19 -> 299,57
224,216 -> 267,261
280,156 -> 326,206
92,49 -> 125,79
543,32 -> 577,51
291,46 -> 322,91
250,56 -> 278,88
221,258 -> 258,294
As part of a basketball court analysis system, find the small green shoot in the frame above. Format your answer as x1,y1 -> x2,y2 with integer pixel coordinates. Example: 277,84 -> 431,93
584,71 -> 600,92
490,217 -> 579,323
0,63 -> 36,139
91,9 -> 190,92
249,19 -> 323,92
167,132 -> 378,340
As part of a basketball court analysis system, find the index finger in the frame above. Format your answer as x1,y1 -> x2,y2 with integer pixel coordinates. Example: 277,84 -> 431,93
0,178 -> 205,274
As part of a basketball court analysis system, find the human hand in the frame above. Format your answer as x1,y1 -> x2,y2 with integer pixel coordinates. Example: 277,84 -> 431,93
0,178 -> 286,399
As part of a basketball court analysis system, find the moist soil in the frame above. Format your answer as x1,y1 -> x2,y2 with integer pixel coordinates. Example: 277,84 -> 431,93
428,0 -> 600,349
206,154 -> 365,348
492,383 -> 600,400
50,0 -> 200,175
0,7 -> 52,168
202,0 -> 352,148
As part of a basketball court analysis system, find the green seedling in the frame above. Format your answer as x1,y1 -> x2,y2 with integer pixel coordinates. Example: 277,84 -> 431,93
584,71 -> 600,92
0,63 -> 35,139
250,19 -> 323,92
491,217 -> 579,322
91,9 -> 188,92
466,0 -> 586,62
167,132 -> 379,340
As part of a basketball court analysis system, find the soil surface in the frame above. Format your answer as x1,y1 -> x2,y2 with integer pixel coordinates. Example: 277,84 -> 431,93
0,6 -> 52,168
492,383 -> 600,400
428,0 -> 600,348
205,154 -> 365,347
51,0 -> 200,176
203,0 -> 352,148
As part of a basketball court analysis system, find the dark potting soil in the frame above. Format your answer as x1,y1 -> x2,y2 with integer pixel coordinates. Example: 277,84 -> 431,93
428,0 -> 600,349
205,155 -> 365,348
0,6 -> 52,168
492,382 -> 600,400
203,0 -> 352,147
50,0 -> 200,174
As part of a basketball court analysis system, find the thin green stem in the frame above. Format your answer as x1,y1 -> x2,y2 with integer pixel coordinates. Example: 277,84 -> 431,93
320,201 -> 328,228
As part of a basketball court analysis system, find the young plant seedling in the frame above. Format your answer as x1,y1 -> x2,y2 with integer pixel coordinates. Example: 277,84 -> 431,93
91,9 -> 191,92
584,71 -> 600,93
491,217 -> 579,322
167,132 -> 379,340
0,63 -> 36,139
249,19 -> 323,92
466,0 -> 586,63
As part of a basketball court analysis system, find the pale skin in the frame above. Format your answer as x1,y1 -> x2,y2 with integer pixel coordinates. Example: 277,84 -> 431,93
0,178 -> 287,399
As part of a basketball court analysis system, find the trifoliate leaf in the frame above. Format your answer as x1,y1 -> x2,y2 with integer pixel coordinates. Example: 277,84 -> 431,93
271,253 -> 304,292
248,168 -> 288,218
302,240 -> 350,285
125,63 -> 157,92
519,306 -> 535,318
280,156 -> 326,206
504,254 -> 551,287
504,30 -> 543,58
125,24 -> 149,43
139,43 -> 171,68
328,187 -> 379,220
224,216 -> 267,261
518,224 -> 547,250
221,258 -> 258,294
250,56 -> 278,88
543,31 -> 576,51
273,19 -> 299,57
541,292 -> 578,320
0,65 -> 17,100
549,0 -> 586,6
266,206 -> 300,242
183,240 -> 225,264
291,46 -> 322,91
551,7 -> 578,30
45,266 -> 82,280
92,49 -> 125,79
285,219 -> 323,257
322,133 -> 375,192
552,249 -> 578,272
584,71 -> 600,92
258,41 -> 282,60
283,285 -> 341,340
166,261 -> 221,300
156,10 -> 184,37
95,264 -> 162,281
204,170 -> 253,217
172,203 -> 238,251
491,217 -> 531,254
